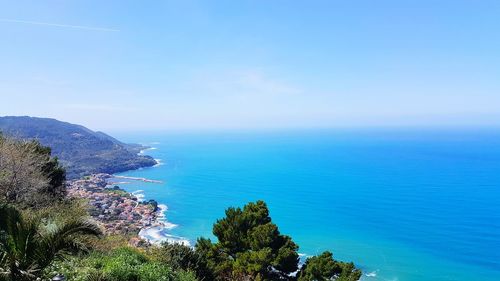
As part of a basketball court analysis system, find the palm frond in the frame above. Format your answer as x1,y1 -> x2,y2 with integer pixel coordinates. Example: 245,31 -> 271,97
0,204 -> 101,280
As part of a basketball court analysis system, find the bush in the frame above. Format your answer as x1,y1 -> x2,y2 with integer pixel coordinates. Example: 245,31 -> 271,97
137,262 -> 175,281
150,243 -> 212,280
44,247 -> 198,281
297,251 -> 361,281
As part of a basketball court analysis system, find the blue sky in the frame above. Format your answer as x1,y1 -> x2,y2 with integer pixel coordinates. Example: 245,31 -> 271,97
1,0 -> 499,131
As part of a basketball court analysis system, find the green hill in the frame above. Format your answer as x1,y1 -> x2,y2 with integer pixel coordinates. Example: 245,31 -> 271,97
0,116 -> 157,179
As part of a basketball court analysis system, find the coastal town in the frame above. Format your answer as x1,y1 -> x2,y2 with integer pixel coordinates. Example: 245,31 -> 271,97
66,173 -> 161,238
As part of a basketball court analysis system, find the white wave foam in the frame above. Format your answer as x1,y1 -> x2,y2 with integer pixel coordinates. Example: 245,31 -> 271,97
365,270 -> 378,278
153,159 -> 163,167
162,221 -> 178,230
139,147 -> 157,155
139,225 -> 190,246
131,190 -> 145,202
158,204 -> 168,212
155,204 -> 177,229
297,253 -> 310,266
127,181 -> 186,246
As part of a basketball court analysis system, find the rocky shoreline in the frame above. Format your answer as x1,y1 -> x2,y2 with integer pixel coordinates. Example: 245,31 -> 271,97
67,173 -> 164,244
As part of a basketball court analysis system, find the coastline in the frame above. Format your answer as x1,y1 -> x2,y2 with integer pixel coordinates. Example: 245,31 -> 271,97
65,133 -> 500,281
121,178 -> 192,246
67,171 -> 190,246
67,174 -> 159,236
130,146 -> 189,245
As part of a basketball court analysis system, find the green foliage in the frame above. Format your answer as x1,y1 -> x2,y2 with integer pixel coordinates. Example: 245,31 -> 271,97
150,243 -> 212,281
0,136 -> 66,208
0,204 -> 101,280
45,247 -> 198,281
97,248 -> 148,280
196,200 -> 299,281
142,199 -> 159,210
137,262 -> 175,281
297,251 -> 361,281
32,142 -> 66,197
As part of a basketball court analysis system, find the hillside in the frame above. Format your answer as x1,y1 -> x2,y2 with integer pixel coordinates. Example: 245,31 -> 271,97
0,116 -> 157,179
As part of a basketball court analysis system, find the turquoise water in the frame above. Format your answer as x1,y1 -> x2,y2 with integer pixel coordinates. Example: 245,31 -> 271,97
113,129 -> 500,281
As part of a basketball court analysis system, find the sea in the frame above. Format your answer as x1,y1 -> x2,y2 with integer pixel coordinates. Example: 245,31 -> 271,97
111,128 -> 500,281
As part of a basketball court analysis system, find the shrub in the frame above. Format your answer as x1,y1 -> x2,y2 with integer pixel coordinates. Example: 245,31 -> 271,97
44,247 -> 198,281
297,251 -> 361,281
150,243 -> 212,280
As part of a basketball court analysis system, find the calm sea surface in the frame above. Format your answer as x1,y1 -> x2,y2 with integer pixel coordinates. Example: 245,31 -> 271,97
113,129 -> 500,281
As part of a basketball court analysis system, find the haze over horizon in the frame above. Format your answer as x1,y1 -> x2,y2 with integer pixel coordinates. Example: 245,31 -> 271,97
1,1 -> 500,131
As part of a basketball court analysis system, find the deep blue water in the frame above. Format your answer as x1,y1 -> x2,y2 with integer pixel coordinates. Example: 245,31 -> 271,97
113,129 -> 500,281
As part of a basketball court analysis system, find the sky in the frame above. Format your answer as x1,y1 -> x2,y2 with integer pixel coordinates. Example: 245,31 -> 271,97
1,0 -> 499,131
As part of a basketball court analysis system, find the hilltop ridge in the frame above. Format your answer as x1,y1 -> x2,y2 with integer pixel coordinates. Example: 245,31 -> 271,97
0,116 -> 157,179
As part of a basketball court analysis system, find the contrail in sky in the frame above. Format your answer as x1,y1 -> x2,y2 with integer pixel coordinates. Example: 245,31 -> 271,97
0,18 -> 120,32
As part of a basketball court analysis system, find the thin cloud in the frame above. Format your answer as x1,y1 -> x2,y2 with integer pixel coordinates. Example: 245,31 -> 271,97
0,18 -> 120,32
61,103 -> 137,113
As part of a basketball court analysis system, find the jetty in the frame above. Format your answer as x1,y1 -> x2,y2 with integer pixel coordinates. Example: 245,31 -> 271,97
113,175 -> 163,184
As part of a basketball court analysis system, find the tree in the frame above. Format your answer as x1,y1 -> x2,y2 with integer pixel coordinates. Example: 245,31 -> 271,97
195,201 -> 299,281
150,243 -> 212,281
297,251 -> 361,281
0,136 -> 66,208
0,204 -> 101,280
32,141 -> 66,198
